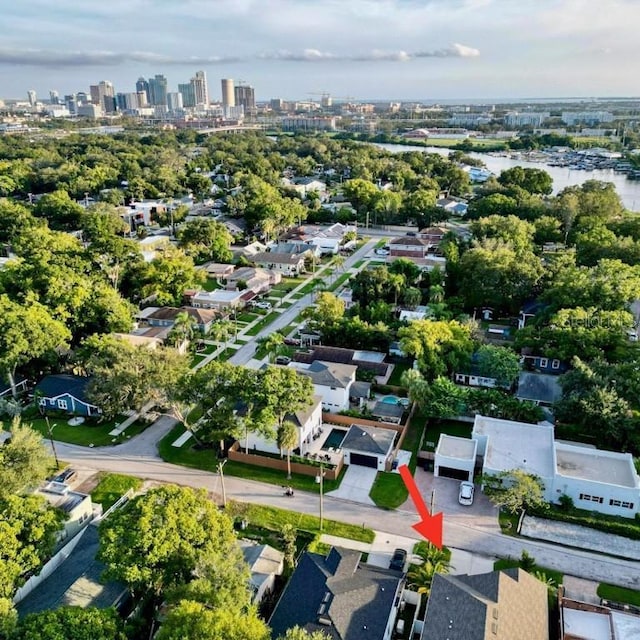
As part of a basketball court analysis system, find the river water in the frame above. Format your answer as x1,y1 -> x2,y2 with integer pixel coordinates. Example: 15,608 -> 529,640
373,143 -> 640,212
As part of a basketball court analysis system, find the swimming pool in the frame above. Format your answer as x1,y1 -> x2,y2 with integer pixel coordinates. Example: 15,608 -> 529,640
321,428 -> 347,450
380,395 -> 410,407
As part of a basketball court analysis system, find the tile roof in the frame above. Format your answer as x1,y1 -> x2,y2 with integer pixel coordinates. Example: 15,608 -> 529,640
269,547 -> 402,640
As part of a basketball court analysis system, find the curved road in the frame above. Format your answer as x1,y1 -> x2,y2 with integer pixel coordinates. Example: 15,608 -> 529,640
54,416 -> 640,591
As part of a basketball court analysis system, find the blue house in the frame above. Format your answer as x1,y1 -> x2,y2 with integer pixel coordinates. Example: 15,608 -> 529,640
34,375 -> 101,417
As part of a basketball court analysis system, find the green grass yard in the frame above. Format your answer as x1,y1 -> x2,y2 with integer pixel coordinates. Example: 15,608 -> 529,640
202,278 -> 221,292
597,583 -> 640,607
235,503 -> 374,543
25,415 -> 149,447
423,420 -> 472,451
369,472 -> 409,509
245,311 -> 280,336
91,473 -> 142,509
158,425 -> 347,494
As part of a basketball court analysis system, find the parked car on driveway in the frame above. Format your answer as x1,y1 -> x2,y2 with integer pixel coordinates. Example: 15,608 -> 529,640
254,301 -> 272,310
53,468 -> 78,485
374,248 -> 389,256
458,481 -> 475,506
389,548 -> 407,572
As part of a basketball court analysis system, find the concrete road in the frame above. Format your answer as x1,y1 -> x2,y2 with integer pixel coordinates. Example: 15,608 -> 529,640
53,419 -> 640,591
228,238 -> 379,366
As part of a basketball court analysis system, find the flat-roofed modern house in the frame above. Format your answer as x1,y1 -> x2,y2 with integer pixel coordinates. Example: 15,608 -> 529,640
422,568 -> 548,640
434,434 -> 478,482
471,415 -> 640,518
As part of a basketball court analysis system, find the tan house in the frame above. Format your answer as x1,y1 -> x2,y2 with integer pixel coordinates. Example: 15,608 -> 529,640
422,568 -> 548,640
388,235 -> 429,259
252,251 -> 306,276
201,262 -> 235,280
226,267 -> 282,294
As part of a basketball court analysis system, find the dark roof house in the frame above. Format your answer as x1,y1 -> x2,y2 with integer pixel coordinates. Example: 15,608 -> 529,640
269,547 -> 403,640
34,375 -> 101,417
516,371 -> 562,406
422,568 -> 548,640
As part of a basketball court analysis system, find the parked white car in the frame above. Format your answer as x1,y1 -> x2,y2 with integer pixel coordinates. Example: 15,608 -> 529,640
458,481 -> 475,506
254,301 -> 272,310
374,248 -> 389,256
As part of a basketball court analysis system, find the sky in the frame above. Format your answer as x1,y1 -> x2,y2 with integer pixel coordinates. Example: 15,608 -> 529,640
2,0 -> 640,102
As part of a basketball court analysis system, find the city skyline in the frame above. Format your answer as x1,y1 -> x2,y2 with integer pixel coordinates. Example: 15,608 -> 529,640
2,0 -> 640,101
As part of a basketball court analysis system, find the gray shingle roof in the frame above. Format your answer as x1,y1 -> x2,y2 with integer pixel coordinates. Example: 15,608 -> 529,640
16,526 -> 127,616
34,375 -> 93,404
372,400 -> 405,419
302,361 -> 356,389
269,547 -> 402,640
516,372 -> 562,405
341,425 -> 396,456
422,569 -> 548,640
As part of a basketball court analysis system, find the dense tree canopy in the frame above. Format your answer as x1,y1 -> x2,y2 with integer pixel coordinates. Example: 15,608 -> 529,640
12,607 -> 126,640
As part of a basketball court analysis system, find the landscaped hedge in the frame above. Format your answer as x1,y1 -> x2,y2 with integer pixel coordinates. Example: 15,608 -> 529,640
528,505 -> 640,541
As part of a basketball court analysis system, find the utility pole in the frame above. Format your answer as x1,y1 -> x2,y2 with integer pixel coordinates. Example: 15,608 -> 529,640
45,415 -> 60,469
218,459 -> 228,507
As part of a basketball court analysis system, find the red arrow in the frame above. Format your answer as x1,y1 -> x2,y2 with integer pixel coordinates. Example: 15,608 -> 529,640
399,464 -> 443,549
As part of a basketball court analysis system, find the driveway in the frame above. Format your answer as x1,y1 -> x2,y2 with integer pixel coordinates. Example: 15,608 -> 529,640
401,468 -> 500,532
325,465 -> 377,505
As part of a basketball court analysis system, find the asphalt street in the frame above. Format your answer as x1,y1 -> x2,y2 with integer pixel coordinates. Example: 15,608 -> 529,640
53,416 -> 640,591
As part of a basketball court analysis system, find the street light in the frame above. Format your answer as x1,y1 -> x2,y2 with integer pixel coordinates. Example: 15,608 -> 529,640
217,459 -> 228,507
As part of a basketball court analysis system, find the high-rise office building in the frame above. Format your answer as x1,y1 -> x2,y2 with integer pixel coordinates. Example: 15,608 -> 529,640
136,91 -> 148,108
234,83 -> 255,111
27,90 -> 37,106
221,78 -> 235,109
192,70 -> 209,106
136,77 -> 150,103
49,90 -> 60,105
167,92 -> 184,112
178,82 -> 196,108
90,81 -> 116,113
148,74 -> 168,106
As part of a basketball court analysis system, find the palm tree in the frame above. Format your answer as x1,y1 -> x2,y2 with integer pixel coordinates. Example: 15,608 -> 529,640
257,333 -> 284,363
167,311 -> 198,349
388,273 -> 405,307
429,284 -> 445,304
332,254 -> 346,275
210,319 -> 234,354
277,420 -> 299,479
407,545 -> 452,596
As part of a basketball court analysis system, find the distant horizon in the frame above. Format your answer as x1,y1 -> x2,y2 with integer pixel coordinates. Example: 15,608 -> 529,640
3,1 -> 640,102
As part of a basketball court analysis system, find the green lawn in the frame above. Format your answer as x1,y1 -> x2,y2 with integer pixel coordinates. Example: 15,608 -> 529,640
190,353 -> 207,368
202,278 -> 221,292
236,503 -> 374,543
158,425 -> 346,493
328,272 -> 351,292
352,260 -> 366,269
498,509 -> 520,536
245,311 -> 280,336
236,312 -> 259,323
494,558 -> 563,587
597,583 -> 640,607
423,419 -> 472,451
26,415 -> 149,447
91,473 -> 142,509
387,362 -> 411,387
370,472 -> 408,509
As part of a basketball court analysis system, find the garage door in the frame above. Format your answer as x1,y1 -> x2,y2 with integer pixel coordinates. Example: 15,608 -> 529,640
436,466 -> 471,481
350,453 -> 378,468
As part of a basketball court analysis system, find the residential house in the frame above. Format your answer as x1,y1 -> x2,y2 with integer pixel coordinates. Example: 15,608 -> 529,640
135,306 -> 219,334
272,241 -> 319,258
517,301 -> 547,330
292,346 -> 390,382
388,235 -> 429,259
286,223 -> 356,256
385,253 -> 447,273
289,361 -> 357,412
37,484 -> 95,544
184,289 -> 246,311
520,353 -> 569,375
472,415 -> 640,518
434,435 -> 478,482
371,400 -> 405,425
282,177 -> 327,199
422,568 -> 548,640
34,375 -> 101,418
252,251 -> 306,276
340,424 -> 396,470
515,372 -> 562,406
16,526 -> 128,615
269,547 -> 404,640
137,234 -> 171,262
239,542 -> 284,604
240,395 -> 323,457
201,262 -> 235,281
225,266 -> 282,294
436,196 -> 469,216
232,241 -> 268,262
559,594 -> 640,639
0,375 -> 28,398
418,226 -> 448,249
